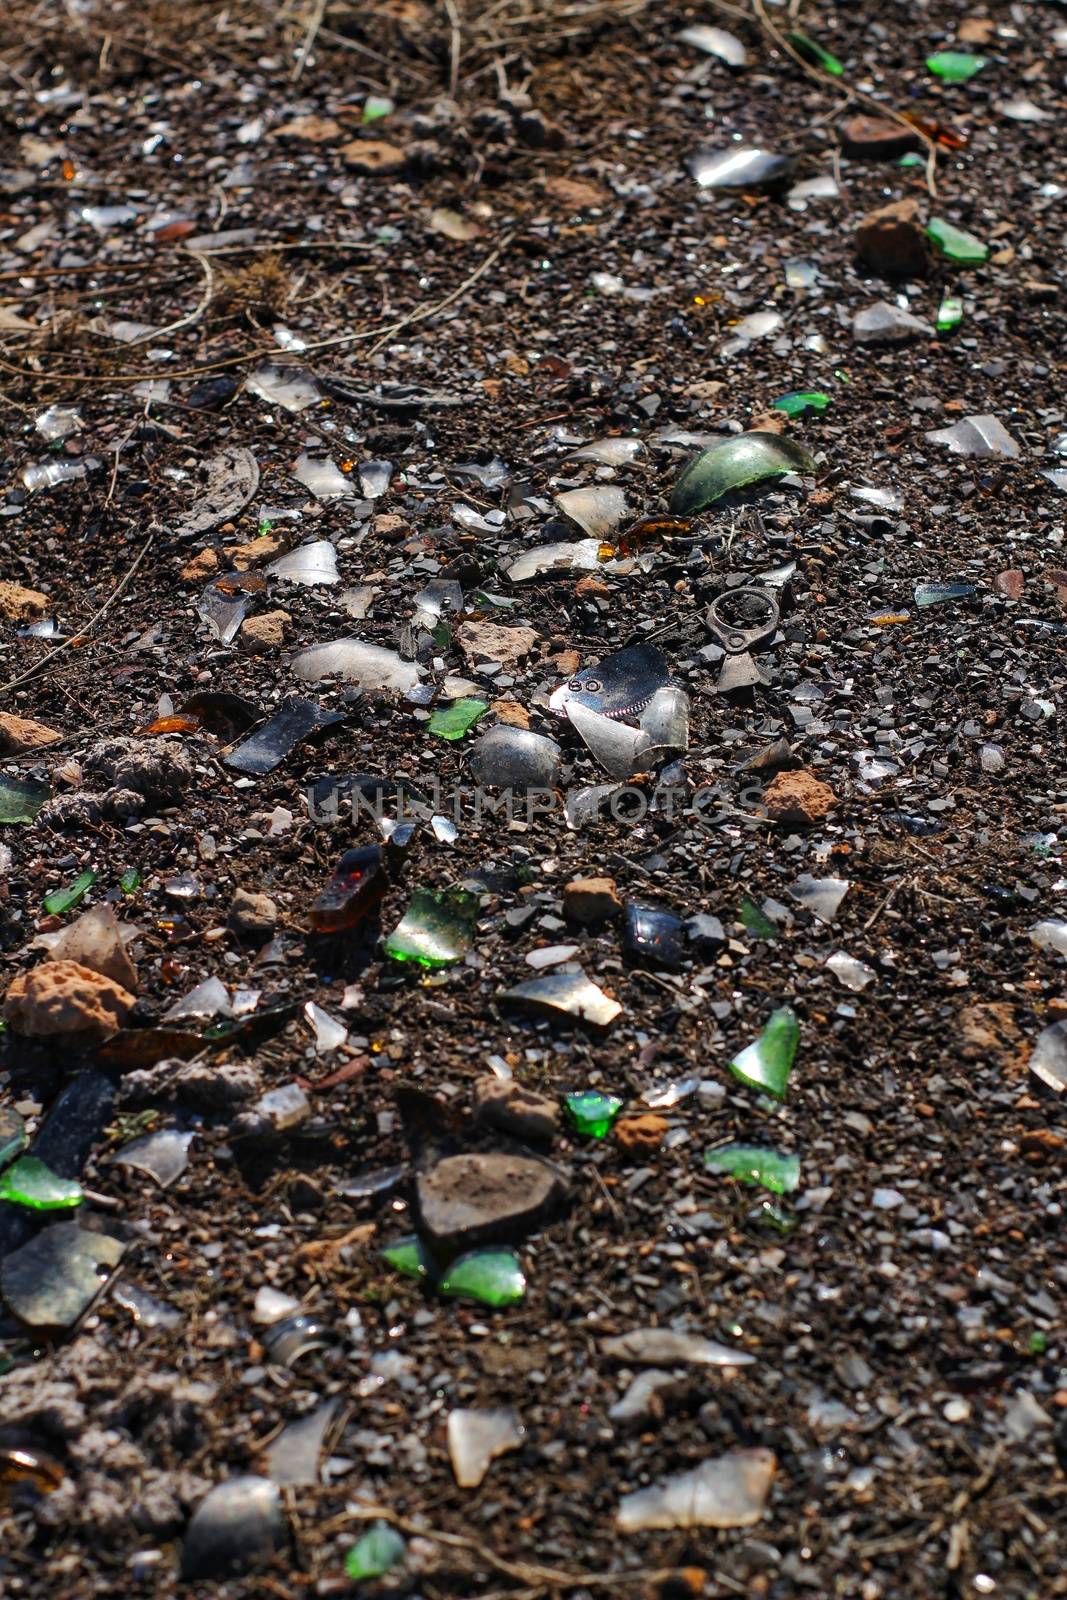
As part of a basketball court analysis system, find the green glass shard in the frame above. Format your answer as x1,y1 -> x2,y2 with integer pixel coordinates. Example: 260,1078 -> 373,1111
1028,1330 -> 1047,1356
897,152 -> 924,169
381,1235 -> 429,1279
787,30 -> 843,76
926,218 -> 988,264
740,898 -> 779,940
362,95 -> 394,124
42,869 -> 96,916
773,391 -> 830,419
670,432 -> 815,516
564,1090 -> 623,1138
0,1156 -> 83,1212
705,1143 -> 800,1195
926,51 -> 986,83
345,1522 -> 406,1581
756,1200 -> 796,1233
0,775 -> 49,825
0,1109 -> 28,1172
439,1248 -> 526,1308
429,698 -> 488,741
119,868 -> 142,894
728,1006 -> 799,1099
936,295 -> 964,332
383,887 -> 479,968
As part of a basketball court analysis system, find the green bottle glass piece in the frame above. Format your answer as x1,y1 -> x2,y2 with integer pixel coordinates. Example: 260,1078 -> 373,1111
428,698 -> 489,741
119,868 -> 142,894
564,1090 -> 624,1138
381,1235 -> 429,1279
670,432 -> 815,515
772,391 -> 830,418
439,1248 -> 527,1308
740,898 -> 779,940
0,775 -> 50,826
0,1109 -> 28,1172
728,1006 -> 799,1099
42,869 -> 96,917
0,1155 -> 83,1212
926,218 -> 988,264
936,295 -> 964,331
345,1522 -> 406,1581
383,887 -> 479,968
787,30 -> 843,76
897,152 -> 924,169
926,51 -> 986,83
705,1143 -> 800,1195
362,95 -> 394,124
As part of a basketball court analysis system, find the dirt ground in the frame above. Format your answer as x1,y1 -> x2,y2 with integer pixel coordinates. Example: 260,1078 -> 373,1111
0,1 -> 1065,1596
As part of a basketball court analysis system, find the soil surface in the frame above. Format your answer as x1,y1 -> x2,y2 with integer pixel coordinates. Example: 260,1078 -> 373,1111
0,2 -> 1065,1597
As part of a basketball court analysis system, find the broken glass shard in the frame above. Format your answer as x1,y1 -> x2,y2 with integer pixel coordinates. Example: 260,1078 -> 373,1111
22,459 -> 90,492
180,1477 -> 286,1581
447,1408 -> 525,1488
640,686 -> 689,755
266,538 -> 340,584
722,310 -> 783,355
564,1090 -> 623,1138
926,218 -> 988,264
670,432 -> 814,515
925,415 -> 1021,458
429,699 -> 488,740
262,1312 -> 330,1366
740,898 -> 779,940
617,1448 -> 776,1531
310,846 -> 387,934
853,302 -> 934,345
1030,1021 -> 1067,1093
42,869 -> 96,916
224,698 -> 343,775
914,582 -> 976,608
1030,920 -> 1067,959
1,1223 -> 123,1329
927,51 -> 986,83
787,874 -> 850,922
36,404 -> 82,440
163,976 -> 231,1022
565,701 -> 652,777
688,147 -> 792,190
413,578 -> 464,627
678,24 -> 746,66
292,452 -> 353,499
787,175 -> 840,210
601,1327 -> 755,1367
773,391 -> 830,418
826,951 -> 876,991
114,1129 -> 195,1188
555,485 -> 627,540
787,30 -> 843,74
645,1077 -> 700,1109
998,98 -> 1052,123
622,905 -> 685,969
784,257 -> 818,289
0,1156 -> 82,1211
568,437 -> 643,466
729,1007 -> 799,1099
359,459 -> 392,498
0,1109 -> 27,1171
246,364 -> 319,412
0,775 -> 49,825
381,1234 -> 429,1279
197,582 -> 247,644
851,483 -> 902,512
345,1524 -> 406,1582
266,1399 -> 339,1487
439,1248 -> 526,1307
112,1279 -> 182,1329
499,970 -> 622,1028
384,887 -> 478,968
304,1001 -> 347,1051
469,726 -> 560,790
937,294 -> 964,331
551,642 -> 671,721
705,1144 -> 800,1195
505,538 -> 608,582
292,638 -> 421,692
